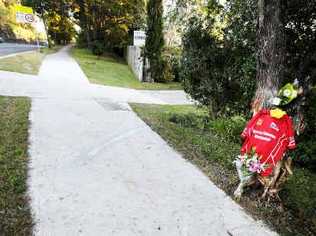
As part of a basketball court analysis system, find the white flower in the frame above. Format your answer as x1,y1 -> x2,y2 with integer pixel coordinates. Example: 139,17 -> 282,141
283,89 -> 291,97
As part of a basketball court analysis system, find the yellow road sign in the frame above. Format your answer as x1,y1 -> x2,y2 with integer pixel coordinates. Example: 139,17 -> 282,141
15,5 -> 33,14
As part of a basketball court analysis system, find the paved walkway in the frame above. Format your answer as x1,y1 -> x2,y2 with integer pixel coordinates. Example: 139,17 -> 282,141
0,46 -> 277,235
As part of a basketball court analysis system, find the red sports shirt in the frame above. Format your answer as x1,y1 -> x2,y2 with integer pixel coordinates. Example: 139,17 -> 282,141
241,109 -> 296,176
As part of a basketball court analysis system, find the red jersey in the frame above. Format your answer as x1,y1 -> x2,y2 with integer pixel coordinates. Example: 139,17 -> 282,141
241,109 -> 296,176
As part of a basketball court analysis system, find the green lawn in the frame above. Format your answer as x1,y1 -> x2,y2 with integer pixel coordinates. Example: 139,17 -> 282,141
0,46 -> 62,75
39,45 -> 62,55
71,48 -> 183,90
131,103 -> 316,236
0,96 -> 32,235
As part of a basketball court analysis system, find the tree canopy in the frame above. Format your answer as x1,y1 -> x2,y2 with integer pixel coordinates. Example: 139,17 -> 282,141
22,0 -> 146,48
74,0 -> 145,55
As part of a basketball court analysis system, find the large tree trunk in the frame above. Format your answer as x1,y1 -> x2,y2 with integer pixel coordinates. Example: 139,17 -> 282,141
253,0 -> 285,112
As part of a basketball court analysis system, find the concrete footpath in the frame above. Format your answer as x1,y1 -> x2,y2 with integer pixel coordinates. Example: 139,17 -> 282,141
0,46 -> 277,235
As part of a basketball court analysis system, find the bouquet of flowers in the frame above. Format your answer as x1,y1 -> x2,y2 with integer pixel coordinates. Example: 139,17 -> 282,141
234,149 -> 268,178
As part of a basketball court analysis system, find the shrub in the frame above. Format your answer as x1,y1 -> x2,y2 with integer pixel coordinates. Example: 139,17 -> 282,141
282,168 -> 316,221
209,116 -> 246,143
167,111 -> 239,169
179,0 -> 258,118
293,140 -> 316,170
162,58 -> 175,82
163,47 -> 182,82
169,112 -> 246,143
292,88 -> 316,169
181,18 -> 223,117
180,17 -> 256,118
91,41 -> 105,56
169,112 -> 209,130
76,32 -> 87,48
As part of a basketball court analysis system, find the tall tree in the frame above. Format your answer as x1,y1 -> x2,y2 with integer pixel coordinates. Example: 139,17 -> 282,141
144,0 -> 165,82
253,0 -> 285,111
75,0 -> 91,47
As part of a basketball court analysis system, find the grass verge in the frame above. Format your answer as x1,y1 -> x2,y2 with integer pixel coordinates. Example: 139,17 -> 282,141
0,96 -> 32,235
39,45 -> 62,55
71,48 -> 183,90
130,103 -> 316,236
0,45 -> 62,75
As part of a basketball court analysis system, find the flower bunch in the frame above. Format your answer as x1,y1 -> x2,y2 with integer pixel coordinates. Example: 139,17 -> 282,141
236,151 -> 267,176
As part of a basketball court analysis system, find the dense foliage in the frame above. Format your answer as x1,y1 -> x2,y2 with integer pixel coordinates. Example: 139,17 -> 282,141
294,88 -> 316,168
75,0 -> 145,56
46,11 -> 76,45
181,0 -> 256,118
24,0 -> 145,49
282,0 -> 316,168
181,18 -> 231,117
23,0 -> 76,45
162,47 -> 182,82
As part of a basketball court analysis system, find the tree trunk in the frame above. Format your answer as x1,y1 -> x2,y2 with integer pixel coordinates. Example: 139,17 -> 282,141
253,0 -> 285,113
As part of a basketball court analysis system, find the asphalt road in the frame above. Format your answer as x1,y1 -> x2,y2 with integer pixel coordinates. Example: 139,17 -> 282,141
0,43 -> 38,57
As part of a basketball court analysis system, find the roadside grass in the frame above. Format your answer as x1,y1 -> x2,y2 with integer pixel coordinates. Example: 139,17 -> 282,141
39,45 -> 62,55
130,103 -> 316,236
71,48 -> 183,90
0,96 -> 32,235
0,45 -> 62,75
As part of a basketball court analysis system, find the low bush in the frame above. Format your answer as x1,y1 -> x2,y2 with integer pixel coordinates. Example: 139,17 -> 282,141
169,112 -> 210,130
169,113 -> 246,143
293,139 -> 316,170
91,41 -> 105,56
282,168 -> 316,225
161,58 -> 175,82
292,88 -> 316,169
76,33 -> 87,48
209,116 -> 246,143
163,47 -> 182,82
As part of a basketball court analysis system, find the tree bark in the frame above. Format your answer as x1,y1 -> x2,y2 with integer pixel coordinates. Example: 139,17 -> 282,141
253,0 -> 285,112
